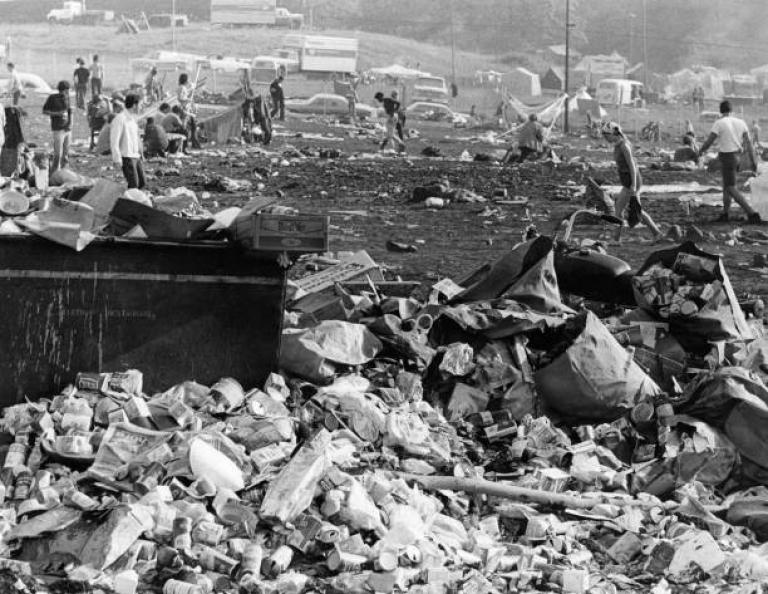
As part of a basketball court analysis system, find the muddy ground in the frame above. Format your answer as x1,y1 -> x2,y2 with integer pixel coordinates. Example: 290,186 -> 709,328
25,105 -> 768,299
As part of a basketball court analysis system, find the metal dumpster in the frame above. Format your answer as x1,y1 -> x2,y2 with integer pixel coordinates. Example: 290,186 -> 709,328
0,235 -> 286,405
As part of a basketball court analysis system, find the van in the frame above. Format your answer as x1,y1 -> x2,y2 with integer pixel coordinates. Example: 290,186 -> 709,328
596,78 -> 644,106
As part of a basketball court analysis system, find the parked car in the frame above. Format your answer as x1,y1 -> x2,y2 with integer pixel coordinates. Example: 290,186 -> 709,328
285,93 -> 377,119
405,101 -> 467,125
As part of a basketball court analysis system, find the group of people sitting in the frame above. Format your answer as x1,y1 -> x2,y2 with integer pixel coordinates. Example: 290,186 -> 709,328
89,97 -> 193,158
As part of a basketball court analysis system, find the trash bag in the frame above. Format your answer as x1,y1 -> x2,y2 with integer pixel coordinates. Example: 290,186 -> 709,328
670,416 -> 738,486
633,242 -> 753,353
727,489 -> 768,542
534,311 -> 660,424
725,403 -> 768,481
279,321 -> 383,383
675,367 -> 768,429
733,338 -> 768,385
453,236 -> 571,314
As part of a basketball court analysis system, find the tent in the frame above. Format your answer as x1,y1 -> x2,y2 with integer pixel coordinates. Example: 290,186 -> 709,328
574,52 -> 628,88
541,66 -> 565,92
369,64 -> 427,79
666,67 -> 727,100
502,67 -> 541,97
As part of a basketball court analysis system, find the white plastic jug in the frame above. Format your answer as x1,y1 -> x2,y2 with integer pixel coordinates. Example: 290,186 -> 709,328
749,167 -> 768,219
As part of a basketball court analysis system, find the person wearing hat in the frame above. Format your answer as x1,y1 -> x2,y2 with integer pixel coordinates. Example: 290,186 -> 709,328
601,121 -> 662,242
110,93 -> 145,190
697,100 -> 762,224
42,80 -> 72,173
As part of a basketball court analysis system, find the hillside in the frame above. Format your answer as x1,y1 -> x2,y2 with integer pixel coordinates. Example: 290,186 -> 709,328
0,22 -> 506,83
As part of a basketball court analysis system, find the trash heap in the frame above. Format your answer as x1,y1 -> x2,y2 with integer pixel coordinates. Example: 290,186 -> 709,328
1,238 -> 768,594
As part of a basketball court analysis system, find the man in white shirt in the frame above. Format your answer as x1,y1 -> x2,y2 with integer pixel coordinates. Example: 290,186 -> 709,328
698,100 -> 763,224
110,93 -> 145,189
6,62 -> 21,106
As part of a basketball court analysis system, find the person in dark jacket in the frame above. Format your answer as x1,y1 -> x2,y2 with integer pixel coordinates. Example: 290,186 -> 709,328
269,75 -> 285,121
144,116 -> 169,157
42,80 -> 72,173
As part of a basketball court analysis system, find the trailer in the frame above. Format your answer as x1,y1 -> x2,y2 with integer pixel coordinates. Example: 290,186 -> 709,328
211,0 -> 277,26
283,34 -> 358,74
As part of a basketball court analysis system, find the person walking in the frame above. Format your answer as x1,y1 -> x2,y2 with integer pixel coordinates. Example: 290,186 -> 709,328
601,121 -> 663,242
6,62 -> 21,106
697,100 -> 763,224
269,75 -> 285,121
177,73 -> 200,149
374,91 -> 405,152
90,54 -> 104,98
42,81 -> 72,173
73,58 -> 90,111
110,93 -> 145,189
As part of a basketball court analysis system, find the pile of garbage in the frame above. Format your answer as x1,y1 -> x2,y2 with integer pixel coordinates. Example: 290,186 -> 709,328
1,233 -> 768,593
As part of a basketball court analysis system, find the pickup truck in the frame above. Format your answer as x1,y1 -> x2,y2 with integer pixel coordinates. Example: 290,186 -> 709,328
274,7 -> 303,29
47,1 -> 83,23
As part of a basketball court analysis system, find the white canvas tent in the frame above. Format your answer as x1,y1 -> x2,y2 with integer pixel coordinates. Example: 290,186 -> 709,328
666,67 -> 727,100
502,67 -> 541,97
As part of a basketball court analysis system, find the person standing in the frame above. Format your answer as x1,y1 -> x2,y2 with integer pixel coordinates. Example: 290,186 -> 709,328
601,122 -> 663,241
90,54 -> 104,98
73,58 -> 90,111
42,81 -> 72,173
269,75 -> 285,121
752,119 -> 761,147
697,100 -> 762,223
177,73 -> 200,149
6,62 -> 21,106
391,90 -> 406,141
374,91 -> 405,152
110,93 -> 145,189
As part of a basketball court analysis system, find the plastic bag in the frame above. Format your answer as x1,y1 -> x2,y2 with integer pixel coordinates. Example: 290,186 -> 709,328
535,312 -> 660,424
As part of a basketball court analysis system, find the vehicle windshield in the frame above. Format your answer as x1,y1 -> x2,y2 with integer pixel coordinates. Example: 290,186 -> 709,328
416,77 -> 445,89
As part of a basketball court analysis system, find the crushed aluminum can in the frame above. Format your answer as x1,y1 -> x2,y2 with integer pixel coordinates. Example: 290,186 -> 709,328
192,520 -> 224,546
262,544 -> 293,577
